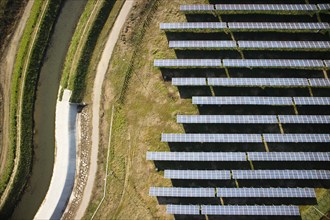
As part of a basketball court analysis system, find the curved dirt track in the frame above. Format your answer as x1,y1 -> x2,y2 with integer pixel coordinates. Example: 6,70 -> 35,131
0,0 -> 34,182
75,0 -> 135,218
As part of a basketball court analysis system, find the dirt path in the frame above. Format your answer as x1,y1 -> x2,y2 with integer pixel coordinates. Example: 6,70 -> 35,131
0,0 -> 34,204
0,0 -> 34,180
75,0 -> 135,218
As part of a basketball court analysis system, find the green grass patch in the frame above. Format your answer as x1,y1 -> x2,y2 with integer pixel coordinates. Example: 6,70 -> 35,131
0,0 -> 43,198
59,0 -> 124,103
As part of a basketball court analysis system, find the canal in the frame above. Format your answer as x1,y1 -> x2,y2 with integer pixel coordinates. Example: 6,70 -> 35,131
11,0 -> 88,218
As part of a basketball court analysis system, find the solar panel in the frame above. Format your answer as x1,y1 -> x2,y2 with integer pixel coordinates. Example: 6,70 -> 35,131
222,59 -> 324,68
227,22 -> 330,31
169,40 -> 237,49
160,22 -> 227,31
207,77 -> 309,87
318,4 -> 330,11
215,4 -> 318,12
232,170 -> 330,180
279,115 -> 330,124
293,97 -> 330,105
201,205 -> 300,216
177,115 -> 278,124
238,41 -> 330,49
263,133 -> 330,143
309,78 -> 330,87
324,60 -> 330,68
192,96 -> 293,105
154,59 -> 222,67
167,205 -> 200,215
172,78 -> 207,86
161,133 -> 262,143
164,170 -> 231,180
248,152 -> 330,161
216,187 -> 316,198
150,187 -> 215,197
180,4 -> 215,11
146,152 -> 247,161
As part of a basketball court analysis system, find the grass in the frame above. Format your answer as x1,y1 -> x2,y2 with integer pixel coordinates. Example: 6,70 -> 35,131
59,0 -> 124,103
0,0 -> 62,217
60,0 -> 100,94
0,0 -> 43,198
82,0 -> 206,219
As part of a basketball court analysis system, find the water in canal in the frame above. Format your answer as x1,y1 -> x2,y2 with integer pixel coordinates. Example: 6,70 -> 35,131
11,0 -> 87,218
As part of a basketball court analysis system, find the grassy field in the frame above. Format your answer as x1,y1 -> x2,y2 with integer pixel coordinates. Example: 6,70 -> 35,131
83,0 -> 206,219
0,0 -> 62,217
87,0 -> 330,219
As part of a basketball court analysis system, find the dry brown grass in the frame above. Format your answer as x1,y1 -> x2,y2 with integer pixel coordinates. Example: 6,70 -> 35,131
84,0 -> 207,219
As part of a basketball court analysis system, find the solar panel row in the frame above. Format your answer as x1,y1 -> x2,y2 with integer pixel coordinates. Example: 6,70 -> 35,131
177,115 -> 330,124
166,204 -> 200,215
160,22 -> 330,31
164,170 -> 231,180
216,77 -> 308,87
201,205 -> 300,216
150,187 -> 315,198
192,96 -> 330,106
172,77 -> 328,87
154,59 -> 327,68
166,204 -> 301,216
146,152 -> 247,161
232,170 -> 330,180
147,152 -> 330,162
164,170 -> 330,180
161,133 -> 330,143
222,59 -> 324,68
180,4 -> 329,14
215,4 -> 318,11
150,187 -> 215,197
317,4 -> 330,11
161,133 -> 262,143
169,40 -> 330,50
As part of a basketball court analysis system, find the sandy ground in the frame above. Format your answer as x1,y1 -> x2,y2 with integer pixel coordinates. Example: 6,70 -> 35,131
34,89 -> 78,220
0,0 -> 34,181
75,0 -> 135,218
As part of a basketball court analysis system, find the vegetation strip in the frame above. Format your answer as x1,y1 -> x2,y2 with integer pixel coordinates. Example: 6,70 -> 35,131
60,0 -> 119,103
0,0 -> 62,217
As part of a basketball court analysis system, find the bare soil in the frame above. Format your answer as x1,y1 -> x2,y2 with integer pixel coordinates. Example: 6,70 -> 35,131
0,0 -> 34,180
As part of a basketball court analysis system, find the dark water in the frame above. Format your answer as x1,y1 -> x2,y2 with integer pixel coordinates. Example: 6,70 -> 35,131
11,0 -> 87,219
